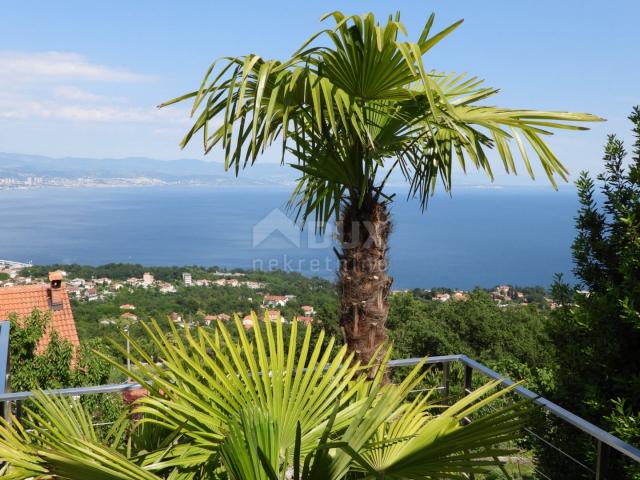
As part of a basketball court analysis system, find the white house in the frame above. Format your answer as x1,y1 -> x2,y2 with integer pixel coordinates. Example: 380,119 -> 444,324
263,295 -> 289,307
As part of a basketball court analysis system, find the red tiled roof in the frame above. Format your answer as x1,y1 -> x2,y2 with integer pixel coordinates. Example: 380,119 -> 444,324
0,283 -> 80,353
264,295 -> 287,301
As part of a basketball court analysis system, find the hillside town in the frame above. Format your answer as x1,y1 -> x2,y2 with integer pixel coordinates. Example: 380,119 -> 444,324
0,175 -> 170,189
0,261 -> 323,337
2,261 -> 552,307
0,259 -> 562,344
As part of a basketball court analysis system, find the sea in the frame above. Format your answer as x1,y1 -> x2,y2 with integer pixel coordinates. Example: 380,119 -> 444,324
0,185 -> 581,290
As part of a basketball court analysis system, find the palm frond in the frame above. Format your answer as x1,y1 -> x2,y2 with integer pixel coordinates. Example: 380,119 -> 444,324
162,10 -> 602,227
1,317 -> 532,479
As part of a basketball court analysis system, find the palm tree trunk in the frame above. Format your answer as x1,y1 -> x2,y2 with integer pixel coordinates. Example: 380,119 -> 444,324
337,194 -> 392,376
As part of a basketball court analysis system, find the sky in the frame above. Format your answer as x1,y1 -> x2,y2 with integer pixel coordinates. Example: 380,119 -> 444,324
0,0 -> 638,186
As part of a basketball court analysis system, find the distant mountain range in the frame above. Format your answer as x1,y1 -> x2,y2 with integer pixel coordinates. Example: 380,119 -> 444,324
0,152 -> 299,187
0,152 -> 567,190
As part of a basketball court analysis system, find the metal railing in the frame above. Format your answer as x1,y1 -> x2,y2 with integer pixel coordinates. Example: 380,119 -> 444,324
0,321 -> 10,421
0,321 -> 8,396
0,354 -> 638,478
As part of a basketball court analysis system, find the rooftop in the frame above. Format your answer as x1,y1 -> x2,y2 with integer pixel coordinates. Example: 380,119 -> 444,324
0,282 -> 79,352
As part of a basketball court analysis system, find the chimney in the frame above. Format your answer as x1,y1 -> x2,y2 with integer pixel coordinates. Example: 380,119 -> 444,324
48,271 -> 64,309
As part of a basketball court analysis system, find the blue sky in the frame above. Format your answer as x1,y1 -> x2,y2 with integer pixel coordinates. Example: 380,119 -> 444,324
0,0 -> 638,186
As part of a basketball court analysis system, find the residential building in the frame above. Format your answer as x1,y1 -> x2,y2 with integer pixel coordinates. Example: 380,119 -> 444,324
493,285 -> 512,300
263,295 -> 289,307
66,285 -> 82,299
0,271 -> 80,354
120,304 -> 136,310
159,283 -> 176,294
120,312 -> 138,321
169,312 -> 182,323
204,313 -> 231,325
182,272 -> 192,286
297,316 -> 314,326
301,305 -> 316,316
85,288 -> 98,301
242,315 -> 254,330
452,290 -> 469,301
263,309 -> 285,323
434,293 -> 451,302
142,272 -> 155,286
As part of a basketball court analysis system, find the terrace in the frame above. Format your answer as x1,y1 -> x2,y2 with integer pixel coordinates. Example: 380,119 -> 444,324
0,320 -> 638,479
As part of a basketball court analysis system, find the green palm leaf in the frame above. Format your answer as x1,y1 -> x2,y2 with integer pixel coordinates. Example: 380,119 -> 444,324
1,317 -> 531,479
161,11 -> 601,229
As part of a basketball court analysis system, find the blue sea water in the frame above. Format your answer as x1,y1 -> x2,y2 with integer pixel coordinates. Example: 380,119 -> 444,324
0,186 -> 579,289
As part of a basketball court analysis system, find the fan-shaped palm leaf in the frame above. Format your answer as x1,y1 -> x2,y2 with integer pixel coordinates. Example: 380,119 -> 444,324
0,316 -> 530,479
160,10 -> 602,369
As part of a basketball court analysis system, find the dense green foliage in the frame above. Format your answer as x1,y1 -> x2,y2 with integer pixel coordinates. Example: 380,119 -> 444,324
8,310 -> 125,424
24,264 -> 553,381
388,290 -> 555,396
11,107 -> 640,477
389,290 -> 551,367
0,319 -> 530,479
9,310 -> 113,391
541,107 -> 640,479
65,270 -> 340,357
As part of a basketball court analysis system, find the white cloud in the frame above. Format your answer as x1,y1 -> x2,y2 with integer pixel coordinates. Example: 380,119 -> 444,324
56,105 -> 187,123
0,51 -> 188,125
0,51 -> 151,83
0,91 -> 188,124
52,85 -> 129,104
53,85 -> 105,102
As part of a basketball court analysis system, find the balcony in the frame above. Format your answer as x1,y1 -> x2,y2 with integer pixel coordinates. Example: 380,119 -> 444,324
0,320 -> 639,479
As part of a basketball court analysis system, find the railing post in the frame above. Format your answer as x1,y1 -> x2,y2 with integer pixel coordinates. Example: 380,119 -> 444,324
442,363 -> 450,403
464,365 -> 473,395
595,440 -> 610,480
0,321 -> 10,422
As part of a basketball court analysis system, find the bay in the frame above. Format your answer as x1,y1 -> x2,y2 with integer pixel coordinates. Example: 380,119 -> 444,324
0,186 -> 579,289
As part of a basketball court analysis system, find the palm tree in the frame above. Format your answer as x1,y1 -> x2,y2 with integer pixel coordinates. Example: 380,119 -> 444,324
161,12 -> 601,368
0,317 -> 530,479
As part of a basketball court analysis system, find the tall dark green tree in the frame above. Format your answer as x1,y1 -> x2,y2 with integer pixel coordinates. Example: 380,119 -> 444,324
544,107 -> 640,479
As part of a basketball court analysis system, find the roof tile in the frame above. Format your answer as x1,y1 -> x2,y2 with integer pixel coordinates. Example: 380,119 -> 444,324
0,283 -> 80,353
